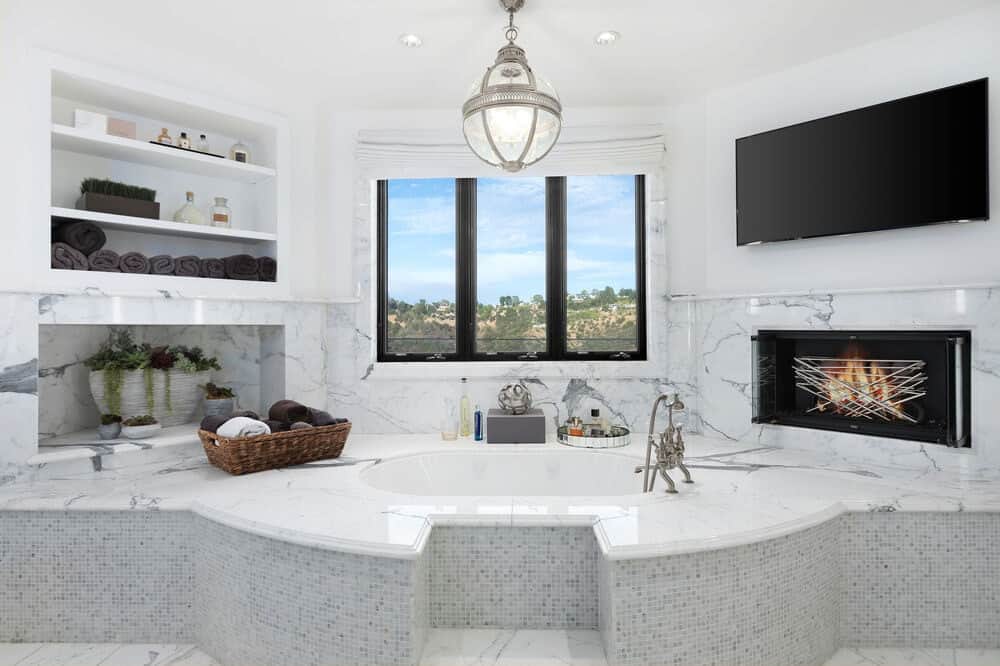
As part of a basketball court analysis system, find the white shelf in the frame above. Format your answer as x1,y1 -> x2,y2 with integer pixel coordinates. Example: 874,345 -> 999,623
51,124 -> 276,184
51,206 -> 277,243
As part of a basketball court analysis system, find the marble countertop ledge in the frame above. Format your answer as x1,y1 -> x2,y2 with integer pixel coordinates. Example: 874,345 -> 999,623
1,434 -> 998,560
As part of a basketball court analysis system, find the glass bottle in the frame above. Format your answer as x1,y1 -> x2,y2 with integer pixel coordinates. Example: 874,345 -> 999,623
156,127 -> 172,145
197,134 -> 210,152
173,191 -> 206,225
229,140 -> 250,164
459,378 -> 472,437
210,197 -> 232,228
177,132 -> 191,149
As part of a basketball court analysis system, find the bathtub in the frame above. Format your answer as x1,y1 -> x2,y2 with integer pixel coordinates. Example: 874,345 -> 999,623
360,448 -> 643,496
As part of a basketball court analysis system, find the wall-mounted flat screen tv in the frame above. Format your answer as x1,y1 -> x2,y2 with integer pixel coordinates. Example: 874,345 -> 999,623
736,78 -> 989,246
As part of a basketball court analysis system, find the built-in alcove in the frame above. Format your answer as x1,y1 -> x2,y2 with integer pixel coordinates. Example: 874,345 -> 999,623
37,323 -> 284,455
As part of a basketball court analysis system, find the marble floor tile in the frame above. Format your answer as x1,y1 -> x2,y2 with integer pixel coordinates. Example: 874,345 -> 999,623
0,644 -> 218,666
825,648 -> 1000,666
419,629 -> 607,666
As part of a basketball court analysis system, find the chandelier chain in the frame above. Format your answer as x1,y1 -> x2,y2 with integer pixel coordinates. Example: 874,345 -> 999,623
505,11 -> 518,43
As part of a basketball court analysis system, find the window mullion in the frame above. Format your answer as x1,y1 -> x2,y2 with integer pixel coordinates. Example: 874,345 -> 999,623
456,178 -> 477,360
546,177 -> 567,361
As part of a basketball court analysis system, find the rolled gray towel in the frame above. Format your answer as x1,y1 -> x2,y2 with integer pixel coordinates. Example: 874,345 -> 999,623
119,251 -> 149,274
200,258 -> 225,279
200,414 -> 229,433
53,221 -> 106,255
51,242 -> 88,270
88,249 -> 121,272
264,419 -> 289,433
149,255 -> 175,275
174,255 -> 200,277
307,408 -> 347,427
224,254 -> 259,281
257,256 -> 277,282
290,421 -> 313,430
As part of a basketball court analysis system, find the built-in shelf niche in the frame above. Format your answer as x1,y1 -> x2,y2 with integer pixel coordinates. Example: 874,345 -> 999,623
39,53 -> 289,297
37,323 -> 285,454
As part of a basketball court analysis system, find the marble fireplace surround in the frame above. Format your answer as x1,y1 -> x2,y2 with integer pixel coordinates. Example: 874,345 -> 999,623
0,292 -> 327,480
667,285 -> 1000,468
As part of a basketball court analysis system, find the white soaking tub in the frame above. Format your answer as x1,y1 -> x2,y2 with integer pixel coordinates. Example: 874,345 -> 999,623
360,448 -> 643,497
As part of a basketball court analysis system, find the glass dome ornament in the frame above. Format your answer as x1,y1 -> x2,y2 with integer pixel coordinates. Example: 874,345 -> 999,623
462,0 -> 562,173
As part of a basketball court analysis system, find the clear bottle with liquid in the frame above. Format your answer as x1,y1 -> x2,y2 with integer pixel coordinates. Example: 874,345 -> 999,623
210,197 -> 232,228
474,404 -> 484,442
459,378 -> 472,437
173,191 -> 206,225
197,134 -> 210,152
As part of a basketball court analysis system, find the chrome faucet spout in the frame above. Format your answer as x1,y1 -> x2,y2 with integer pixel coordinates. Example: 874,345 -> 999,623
642,393 -> 694,493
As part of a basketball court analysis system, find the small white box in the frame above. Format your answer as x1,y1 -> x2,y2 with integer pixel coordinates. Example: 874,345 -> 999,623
73,109 -> 108,135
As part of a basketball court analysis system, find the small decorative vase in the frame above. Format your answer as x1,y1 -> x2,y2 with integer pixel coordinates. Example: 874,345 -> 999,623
122,423 -> 162,439
204,397 -> 235,418
97,422 -> 121,440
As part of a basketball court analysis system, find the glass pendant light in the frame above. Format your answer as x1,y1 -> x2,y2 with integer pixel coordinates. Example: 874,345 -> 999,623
462,0 -> 562,173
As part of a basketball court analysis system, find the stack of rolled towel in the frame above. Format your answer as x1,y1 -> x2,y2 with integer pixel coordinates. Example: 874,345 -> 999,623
50,220 -> 277,280
200,399 -> 348,438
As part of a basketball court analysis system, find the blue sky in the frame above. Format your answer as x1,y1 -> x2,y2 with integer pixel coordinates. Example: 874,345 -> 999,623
387,175 -> 637,304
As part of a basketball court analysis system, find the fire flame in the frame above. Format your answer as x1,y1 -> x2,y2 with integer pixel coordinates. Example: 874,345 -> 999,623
817,344 -> 903,419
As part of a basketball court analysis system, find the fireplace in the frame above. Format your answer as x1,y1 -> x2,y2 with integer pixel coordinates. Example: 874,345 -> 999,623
752,330 -> 970,447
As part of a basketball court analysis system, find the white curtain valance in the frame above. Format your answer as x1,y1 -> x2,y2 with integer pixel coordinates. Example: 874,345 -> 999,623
356,124 -> 665,179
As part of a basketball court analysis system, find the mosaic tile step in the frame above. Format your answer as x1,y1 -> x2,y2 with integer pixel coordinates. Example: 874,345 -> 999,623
824,648 -> 1000,665
419,629 -> 608,666
0,644 -> 218,666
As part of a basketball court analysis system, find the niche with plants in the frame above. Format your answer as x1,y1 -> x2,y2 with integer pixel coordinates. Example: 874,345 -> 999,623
85,329 -> 221,427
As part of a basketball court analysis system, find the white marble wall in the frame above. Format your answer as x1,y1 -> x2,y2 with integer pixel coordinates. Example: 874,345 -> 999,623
0,292 -> 327,478
325,169 -> 686,435
669,287 -> 1000,467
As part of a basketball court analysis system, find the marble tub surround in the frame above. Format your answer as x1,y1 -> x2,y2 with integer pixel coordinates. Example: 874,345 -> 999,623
2,435 -> 1000,665
669,286 -> 1000,466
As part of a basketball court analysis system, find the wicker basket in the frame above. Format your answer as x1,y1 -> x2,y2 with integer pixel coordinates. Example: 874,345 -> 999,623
198,422 -> 351,475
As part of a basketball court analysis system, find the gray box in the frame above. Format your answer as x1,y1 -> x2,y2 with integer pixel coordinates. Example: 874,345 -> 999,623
486,408 -> 546,444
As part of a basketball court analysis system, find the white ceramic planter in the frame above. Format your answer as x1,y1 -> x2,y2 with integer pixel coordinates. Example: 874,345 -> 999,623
121,423 -> 162,439
89,369 -> 210,427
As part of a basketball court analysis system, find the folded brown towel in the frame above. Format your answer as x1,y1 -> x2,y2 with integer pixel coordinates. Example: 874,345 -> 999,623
224,254 -> 259,281
200,258 -> 226,279
290,421 -> 313,430
200,414 -> 229,433
257,256 -> 277,282
88,249 -> 121,272
51,242 -> 88,270
307,408 -> 347,427
268,400 -> 309,423
119,252 -> 149,274
230,410 -> 260,420
264,419 -> 289,433
53,221 -> 106,255
174,255 -> 200,277
149,255 -> 175,275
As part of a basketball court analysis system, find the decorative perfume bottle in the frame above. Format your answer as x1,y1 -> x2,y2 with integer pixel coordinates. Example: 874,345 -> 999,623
229,140 -> 250,164
156,127 -> 173,145
197,134 -> 210,152
173,191 -> 206,225
210,197 -> 232,228
459,378 -> 472,437
177,132 -> 191,149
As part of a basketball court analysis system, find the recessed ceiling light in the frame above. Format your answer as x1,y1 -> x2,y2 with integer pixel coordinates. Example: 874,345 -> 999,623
399,33 -> 423,48
594,30 -> 620,46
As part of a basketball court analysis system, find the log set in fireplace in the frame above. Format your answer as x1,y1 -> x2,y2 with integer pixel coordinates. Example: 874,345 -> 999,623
752,330 -> 970,447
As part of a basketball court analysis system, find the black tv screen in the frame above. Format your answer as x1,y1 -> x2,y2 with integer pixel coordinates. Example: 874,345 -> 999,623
736,79 -> 989,246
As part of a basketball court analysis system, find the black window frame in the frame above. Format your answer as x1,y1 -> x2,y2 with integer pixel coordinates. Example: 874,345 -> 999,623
377,175 -> 647,363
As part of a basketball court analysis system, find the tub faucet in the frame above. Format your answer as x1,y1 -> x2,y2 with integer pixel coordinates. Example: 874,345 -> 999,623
639,393 -> 693,494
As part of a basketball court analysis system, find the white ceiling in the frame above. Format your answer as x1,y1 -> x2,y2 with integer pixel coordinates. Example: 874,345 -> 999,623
10,0 -> 998,109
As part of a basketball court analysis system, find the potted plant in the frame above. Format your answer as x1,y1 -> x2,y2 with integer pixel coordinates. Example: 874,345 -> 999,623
86,329 -> 221,427
121,415 -> 161,439
202,382 -> 236,417
97,414 -> 122,440
77,178 -> 160,219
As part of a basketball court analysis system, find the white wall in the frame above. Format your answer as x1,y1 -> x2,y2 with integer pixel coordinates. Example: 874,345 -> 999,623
666,4 -> 1000,298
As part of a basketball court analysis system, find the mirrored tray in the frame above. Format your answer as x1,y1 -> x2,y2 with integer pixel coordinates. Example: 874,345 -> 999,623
557,425 -> 630,449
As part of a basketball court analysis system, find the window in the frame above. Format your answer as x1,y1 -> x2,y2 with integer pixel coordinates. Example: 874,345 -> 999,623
377,175 -> 646,362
